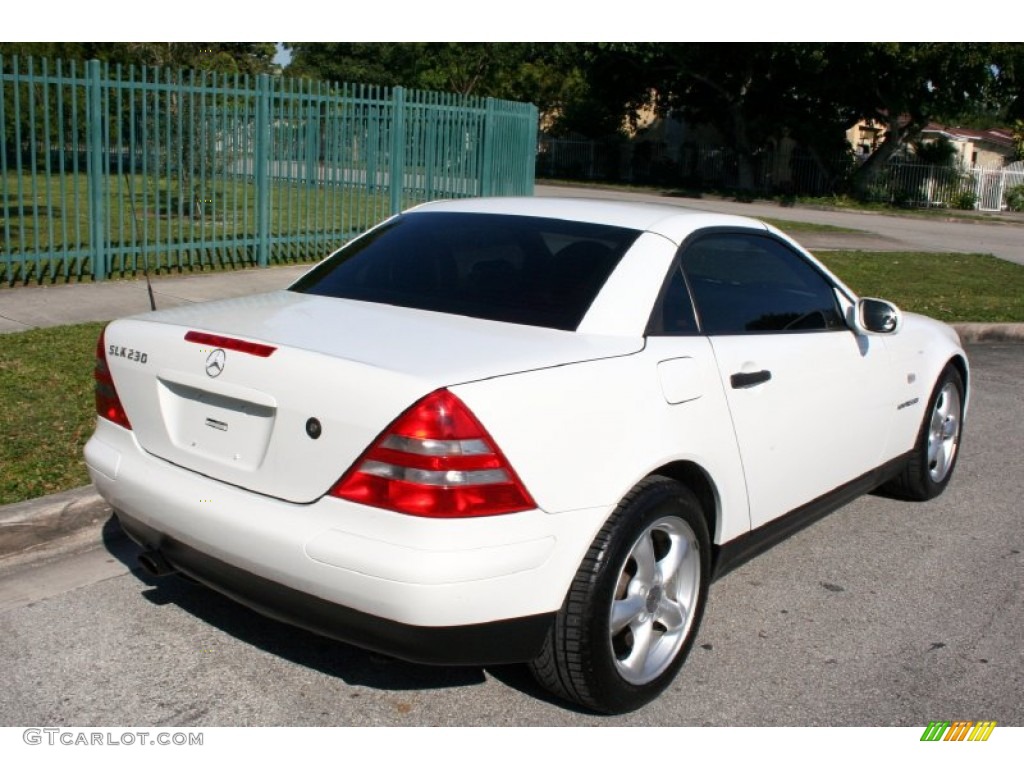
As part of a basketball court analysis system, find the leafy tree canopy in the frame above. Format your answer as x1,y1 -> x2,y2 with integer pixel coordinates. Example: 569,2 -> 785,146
6,41 -> 1022,191
284,43 -> 585,125
0,42 -> 277,76
569,42 -> 1022,190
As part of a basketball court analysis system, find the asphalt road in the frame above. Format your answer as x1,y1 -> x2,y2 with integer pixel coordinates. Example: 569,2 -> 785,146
0,342 -> 1020,727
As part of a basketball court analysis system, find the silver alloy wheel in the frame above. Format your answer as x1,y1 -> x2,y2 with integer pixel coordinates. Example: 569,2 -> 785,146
926,380 -> 961,483
608,516 -> 701,685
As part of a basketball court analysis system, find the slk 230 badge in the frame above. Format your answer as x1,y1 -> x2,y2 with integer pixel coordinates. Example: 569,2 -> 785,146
108,345 -> 148,364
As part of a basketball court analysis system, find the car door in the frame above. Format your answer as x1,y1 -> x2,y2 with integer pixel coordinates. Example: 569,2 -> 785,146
678,230 -> 895,530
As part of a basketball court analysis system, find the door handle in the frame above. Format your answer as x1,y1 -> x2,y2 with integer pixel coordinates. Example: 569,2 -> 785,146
730,370 -> 772,389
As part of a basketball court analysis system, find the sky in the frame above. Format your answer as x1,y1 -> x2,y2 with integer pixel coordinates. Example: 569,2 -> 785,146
273,44 -> 291,68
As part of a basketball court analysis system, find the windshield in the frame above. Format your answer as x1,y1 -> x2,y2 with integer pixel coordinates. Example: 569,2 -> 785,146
290,211 -> 641,331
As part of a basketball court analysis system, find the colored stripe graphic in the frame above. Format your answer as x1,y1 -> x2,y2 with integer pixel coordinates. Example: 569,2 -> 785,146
968,721 -> 997,742
921,721 -> 950,741
944,721 -> 972,741
921,720 -> 996,741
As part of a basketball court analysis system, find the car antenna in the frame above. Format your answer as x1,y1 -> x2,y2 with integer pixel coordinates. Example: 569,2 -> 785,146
124,172 -> 157,311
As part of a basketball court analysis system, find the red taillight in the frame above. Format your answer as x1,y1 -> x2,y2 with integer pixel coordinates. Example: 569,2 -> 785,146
330,389 -> 535,518
94,328 -> 132,430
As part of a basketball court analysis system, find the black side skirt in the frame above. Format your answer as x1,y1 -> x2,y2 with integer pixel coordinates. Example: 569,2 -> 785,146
710,452 -> 911,581
117,513 -> 554,667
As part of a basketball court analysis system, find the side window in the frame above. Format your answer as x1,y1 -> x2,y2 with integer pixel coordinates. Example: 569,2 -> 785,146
647,263 -> 698,335
681,233 -> 845,335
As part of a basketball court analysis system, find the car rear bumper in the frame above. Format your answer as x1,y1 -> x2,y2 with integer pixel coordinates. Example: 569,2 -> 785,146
116,511 -> 554,665
85,420 -> 610,664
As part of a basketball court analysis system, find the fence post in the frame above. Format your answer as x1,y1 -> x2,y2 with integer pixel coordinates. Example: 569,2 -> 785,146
367,96 -> 378,194
390,86 -> 405,215
87,59 -> 107,280
305,86 -> 318,185
481,97 -> 496,197
527,104 -> 538,194
255,74 -> 271,267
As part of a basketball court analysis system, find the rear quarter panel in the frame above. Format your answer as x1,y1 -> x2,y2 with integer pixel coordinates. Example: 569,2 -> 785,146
451,336 -> 751,545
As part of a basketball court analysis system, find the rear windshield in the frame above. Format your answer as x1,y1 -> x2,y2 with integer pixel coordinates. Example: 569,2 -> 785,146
290,211 -> 641,331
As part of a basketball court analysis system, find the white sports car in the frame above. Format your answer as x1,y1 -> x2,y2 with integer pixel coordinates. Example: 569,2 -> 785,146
85,197 -> 968,713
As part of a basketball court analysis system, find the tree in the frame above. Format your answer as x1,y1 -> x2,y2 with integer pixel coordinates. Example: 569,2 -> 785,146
567,44 -> 1024,194
570,44 -> 855,190
283,43 -> 422,86
284,43 -> 586,129
831,43 -> 1009,195
665,44 -> 779,189
553,44 -> 860,189
1,42 -> 278,219
913,135 -> 959,166
0,42 -> 277,76
0,42 -> 94,64
992,43 -> 1024,121
552,43 -> 662,137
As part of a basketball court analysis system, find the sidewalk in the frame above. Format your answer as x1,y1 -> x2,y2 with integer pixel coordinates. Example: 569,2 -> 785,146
0,263 -> 311,334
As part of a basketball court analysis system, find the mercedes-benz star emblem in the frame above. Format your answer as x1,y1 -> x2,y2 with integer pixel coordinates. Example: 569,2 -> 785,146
205,348 -> 226,378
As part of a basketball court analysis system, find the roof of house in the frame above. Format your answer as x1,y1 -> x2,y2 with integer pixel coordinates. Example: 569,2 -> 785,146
922,123 -> 1014,149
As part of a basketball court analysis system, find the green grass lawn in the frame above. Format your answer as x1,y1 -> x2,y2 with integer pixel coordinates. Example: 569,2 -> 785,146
1,249 -> 1022,505
816,251 -> 1024,323
0,322 -> 103,505
1,172 -> 394,284
761,218 -> 862,234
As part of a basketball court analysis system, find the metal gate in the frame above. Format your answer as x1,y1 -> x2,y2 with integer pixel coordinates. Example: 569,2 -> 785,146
1,55 -> 538,283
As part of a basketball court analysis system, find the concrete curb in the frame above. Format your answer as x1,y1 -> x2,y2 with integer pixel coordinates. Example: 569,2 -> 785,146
0,485 -> 111,559
952,323 -> 1024,343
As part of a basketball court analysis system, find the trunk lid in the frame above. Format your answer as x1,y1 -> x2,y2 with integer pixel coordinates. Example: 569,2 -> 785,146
104,291 -> 641,503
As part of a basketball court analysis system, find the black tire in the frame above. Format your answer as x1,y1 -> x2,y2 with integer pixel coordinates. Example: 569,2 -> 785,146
883,364 -> 965,501
529,476 -> 710,714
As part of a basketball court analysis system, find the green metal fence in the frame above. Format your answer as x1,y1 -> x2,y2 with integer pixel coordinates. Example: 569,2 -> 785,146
1,55 -> 538,283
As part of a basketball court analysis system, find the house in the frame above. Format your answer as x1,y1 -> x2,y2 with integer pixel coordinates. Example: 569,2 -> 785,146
917,124 -> 1016,169
845,119 -> 1016,169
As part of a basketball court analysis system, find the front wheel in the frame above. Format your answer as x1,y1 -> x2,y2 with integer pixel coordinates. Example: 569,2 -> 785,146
883,363 -> 965,501
530,477 -> 710,713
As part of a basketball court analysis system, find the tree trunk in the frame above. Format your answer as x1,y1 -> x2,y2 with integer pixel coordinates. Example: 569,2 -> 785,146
735,153 -> 756,192
851,117 -> 921,198
731,103 -> 756,192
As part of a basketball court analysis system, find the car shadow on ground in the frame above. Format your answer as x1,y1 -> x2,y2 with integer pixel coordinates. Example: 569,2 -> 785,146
101,515 -> 587,709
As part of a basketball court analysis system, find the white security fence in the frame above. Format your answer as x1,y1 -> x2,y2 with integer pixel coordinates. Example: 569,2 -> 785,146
537,135 -> 1024,212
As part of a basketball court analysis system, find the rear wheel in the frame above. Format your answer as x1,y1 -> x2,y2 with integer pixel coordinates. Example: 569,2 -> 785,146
530,477 -> 709,714
884,364 -> 965,500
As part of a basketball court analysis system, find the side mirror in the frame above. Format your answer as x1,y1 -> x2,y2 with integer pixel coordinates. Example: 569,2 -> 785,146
854,297 -> 902,335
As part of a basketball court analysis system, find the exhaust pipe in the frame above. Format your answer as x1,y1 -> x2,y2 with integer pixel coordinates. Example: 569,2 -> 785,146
138,550 -> 177,577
